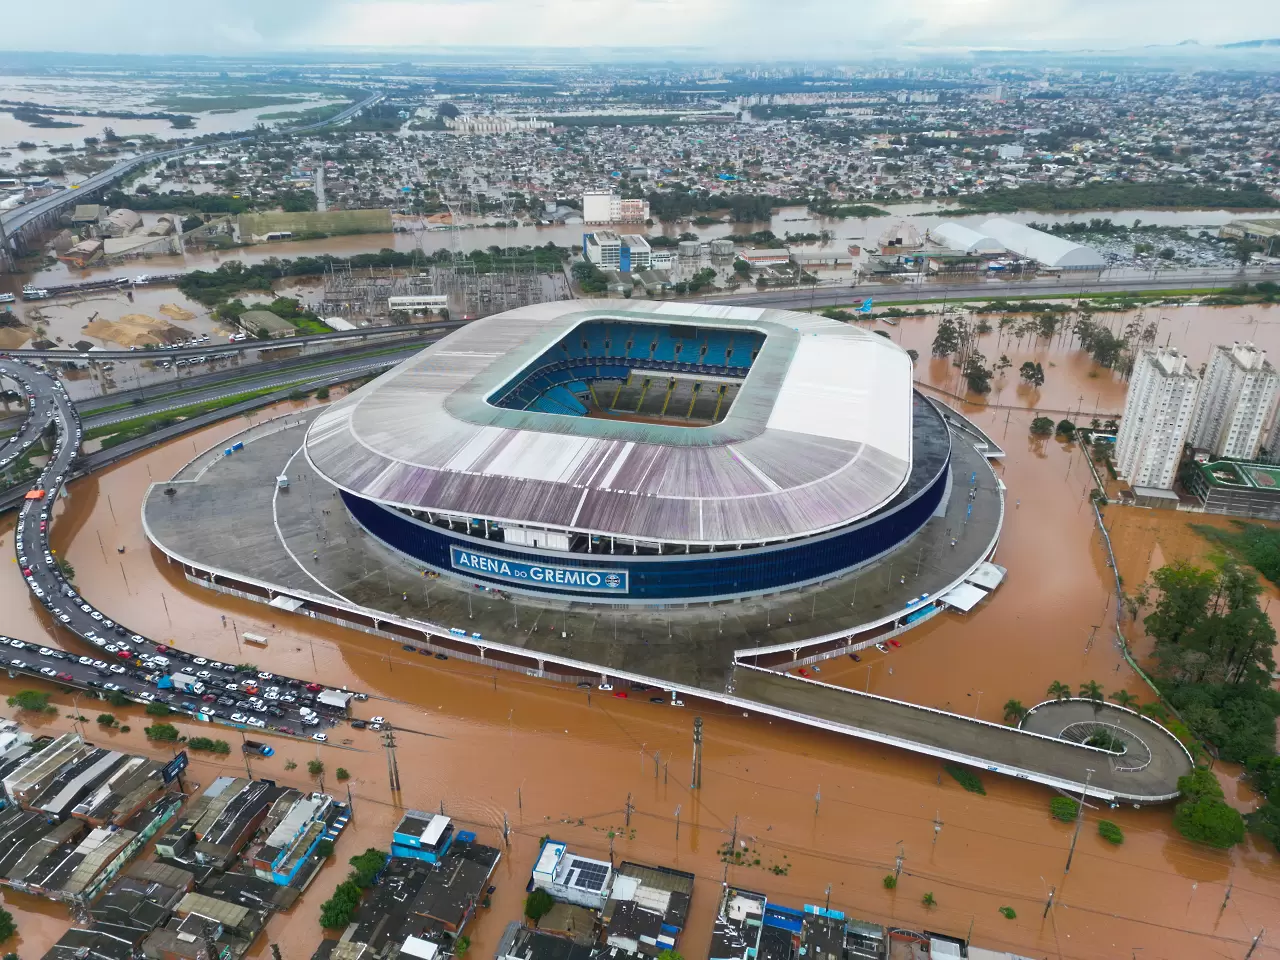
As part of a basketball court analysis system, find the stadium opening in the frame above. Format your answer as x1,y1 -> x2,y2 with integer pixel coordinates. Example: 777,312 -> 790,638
305,301 -> 951,605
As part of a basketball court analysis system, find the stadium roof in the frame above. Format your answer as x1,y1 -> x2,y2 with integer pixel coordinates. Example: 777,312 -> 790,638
305,300 -> 915,546
978,217 -> 1106,269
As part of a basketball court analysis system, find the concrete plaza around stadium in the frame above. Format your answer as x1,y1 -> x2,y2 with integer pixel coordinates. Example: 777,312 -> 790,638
144,407 -> 1001,691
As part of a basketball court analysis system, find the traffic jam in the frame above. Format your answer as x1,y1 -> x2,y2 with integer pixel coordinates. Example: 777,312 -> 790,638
2,357 -> 367,744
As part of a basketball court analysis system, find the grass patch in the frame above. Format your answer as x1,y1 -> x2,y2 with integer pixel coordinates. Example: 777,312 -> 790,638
1098,820 -> 1124,845
1193,521 -> 1280,588
1050,796 -> 1080,822
943,763 -> 987,794
153,95 -> 307,113
86,387 -> 286,446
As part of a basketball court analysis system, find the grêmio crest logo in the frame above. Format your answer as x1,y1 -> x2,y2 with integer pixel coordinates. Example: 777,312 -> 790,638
450,546 -> 629,593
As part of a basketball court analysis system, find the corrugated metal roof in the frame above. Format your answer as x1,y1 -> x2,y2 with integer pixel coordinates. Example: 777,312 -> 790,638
306,300 -> 914,545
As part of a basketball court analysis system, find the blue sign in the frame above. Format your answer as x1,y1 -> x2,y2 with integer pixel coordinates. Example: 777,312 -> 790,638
161,751 -> 189,784
450,546 -> 629,594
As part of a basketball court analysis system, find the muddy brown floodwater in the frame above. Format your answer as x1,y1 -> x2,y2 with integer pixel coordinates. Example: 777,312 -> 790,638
2,312 -> 1280,959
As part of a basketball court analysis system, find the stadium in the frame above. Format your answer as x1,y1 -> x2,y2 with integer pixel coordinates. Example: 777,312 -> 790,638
304,300 -> 952,605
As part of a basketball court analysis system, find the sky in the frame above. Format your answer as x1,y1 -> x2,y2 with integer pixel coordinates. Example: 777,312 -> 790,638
5,0 -> 1280,58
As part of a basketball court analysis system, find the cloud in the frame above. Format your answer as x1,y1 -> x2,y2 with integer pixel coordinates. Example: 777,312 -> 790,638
3,0 -> 1280,55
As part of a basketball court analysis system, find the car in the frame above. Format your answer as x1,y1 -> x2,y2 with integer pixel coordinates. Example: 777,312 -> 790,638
888,639 -> 901,648
102,619 -> 114,629
613,690 -> 628,699
109,665 -> 126,675
312,733 -> 328,742
78,656 -> 93,666
849,653 -> 861,662
305,682 -> 322,692
224,683 -> 240,692
114,626 -> 126,636
130,635 -> 144,643
58,614 -> 70,623
115,650 -> 131,659
80,603 -> 92,613
155,644 -> 168,652
352,691 -> 368,700
350,719 -> 367,729
231,713 -> 248,724
105,644 -> 119,654
7,639 -> 24,649
150,655 -> 169,666
435,652 -> 448,660
21,568 -> 30,576
257,671 -> 274,680
56,672 -> 73,682
217,696 -> 234,706
91,660 -> 108,669
38,647 -> 53,657
196,670 -> 211,680
90,611 -> 103,621
39,667 -> 57,677
598,682 -> 613,691
264,691 -> 279,700
279,694 -> 296,704
370,716 -> 385,724
302,716 -> 320,726
103,683 -> 122,692
875,643 -> 889,653
247,717 -> 266,728
202,693 -> 216,702
797,668 -> 810,677
267,706 -> 285,718
193,657 -> 207,665
649,696 -> 666,704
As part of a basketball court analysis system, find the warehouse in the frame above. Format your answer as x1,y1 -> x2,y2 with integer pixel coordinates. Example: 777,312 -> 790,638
928,222 -> 1005,256
978,217 -> 1106,270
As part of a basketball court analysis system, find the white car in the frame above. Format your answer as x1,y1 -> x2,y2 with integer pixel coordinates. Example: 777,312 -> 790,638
302,716 -> 320,726
598,682 -> 613,691
231,713 -> 248,723
38,647 -> 53,657
8,639 -> 24,649
246,717 -> 266,728
257,672 -> 274,680
370,716 -> 385,724
58,614 -> 70,623
138,691 -> 155,701
90,611 -> 103,621
193,657 -> 208,665
312,733 -> 327,742
91,660 -> 108,669
39,667 -> 57,677
78,656 -> 93,666
109,665 -> 126,675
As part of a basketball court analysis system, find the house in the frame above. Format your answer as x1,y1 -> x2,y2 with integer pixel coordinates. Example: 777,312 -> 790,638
237,309 -> 297,339
602,862 -> 695,957
531,840 -> 613,911
391,811 -> 455,863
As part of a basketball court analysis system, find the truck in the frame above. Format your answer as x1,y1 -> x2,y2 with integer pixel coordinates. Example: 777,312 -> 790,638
242,740 -> 274,757
169,672 -> 205,695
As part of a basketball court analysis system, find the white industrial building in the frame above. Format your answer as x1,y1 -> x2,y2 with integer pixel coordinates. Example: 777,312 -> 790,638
929,222 -> 1005,256
978,217 -> 1106,270
582,191 -> 650,225
530,840 -> 613,910
1115,347 -> 1199,490
584,231 -> 622,269
1189,342 -> 1280,460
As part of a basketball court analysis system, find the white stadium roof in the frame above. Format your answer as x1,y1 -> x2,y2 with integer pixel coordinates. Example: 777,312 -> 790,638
305,300 -> 916,546
978,217 -> 1105,270
930,222 -> 1005,256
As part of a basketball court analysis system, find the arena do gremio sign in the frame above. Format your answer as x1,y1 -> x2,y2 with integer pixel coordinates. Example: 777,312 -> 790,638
450,545 -> 630,594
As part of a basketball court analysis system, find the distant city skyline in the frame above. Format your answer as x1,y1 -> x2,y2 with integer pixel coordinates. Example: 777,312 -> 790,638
5,0 -> 1280,59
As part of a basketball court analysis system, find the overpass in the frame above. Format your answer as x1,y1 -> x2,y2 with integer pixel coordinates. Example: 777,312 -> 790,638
0,92 -> 383,268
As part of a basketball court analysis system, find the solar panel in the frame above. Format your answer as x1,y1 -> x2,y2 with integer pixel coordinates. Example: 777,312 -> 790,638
571,860 -> 609,891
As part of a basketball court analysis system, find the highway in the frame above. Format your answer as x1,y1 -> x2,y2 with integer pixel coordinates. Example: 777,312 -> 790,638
0,93 -> 383,249
0,366 -> 46,471
0,356 -> 371,744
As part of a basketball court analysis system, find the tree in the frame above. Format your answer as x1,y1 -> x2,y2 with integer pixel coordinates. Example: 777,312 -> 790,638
525,888 -> 555,924
1110,689 -> 1139,710
314,839 -> 335,858
1002,699 -> 1027,724
1079,680 -> 1105,711
316,386 -> 330,400
308,759 -> 325,777
455,935 -> 471,958
0,907 -> 15,942
145,723 -> 179,741
1050,797 -> 1079,822
1019,360 -> 1045,387
319,878 -> 362,928
336,767 -> 350,781
1030,416 -> 1054,437
1098,820 -> 1125,845
963,352 -> 993,394
921,892 -> 937,908
656,951 -> 683,960
1173,768 -> 1246,847
109,690 -> 131,707
1047,680 -> 1071,701
6,690 -> 51,712
349,848 -> 388,887
1056,419 -> 1076,440
882,875 -> 897,889
97,713 -> 116,726
999,906 -> 1017,919
145,702 -> 172,716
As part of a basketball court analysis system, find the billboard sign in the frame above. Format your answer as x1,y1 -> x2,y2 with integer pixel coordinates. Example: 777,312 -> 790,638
161,751 -> 189,784
450,545 -> 628,594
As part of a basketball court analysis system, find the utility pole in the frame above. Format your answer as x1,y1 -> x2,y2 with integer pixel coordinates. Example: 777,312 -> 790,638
824,884 -> 831,912
1220,882 -> 1233,915
653,750 -> 660,779
502,811 -> 510,847
1064,768 -> 1095,874
271,945 -> 283,960
674,804 -> 682,841
625,792 -> 633,827
1043,885 -> 1056,919
814,785 -> 821,816
894,841 -> 904,881
691,717 -> 703,789
1245,929 -> 1265,959
932,810 -> 943,847
730,814 -> 739,855
383,724 -> 401,793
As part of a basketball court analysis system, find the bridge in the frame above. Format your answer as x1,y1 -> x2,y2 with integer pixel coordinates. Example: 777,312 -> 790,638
0,92 -> 383,268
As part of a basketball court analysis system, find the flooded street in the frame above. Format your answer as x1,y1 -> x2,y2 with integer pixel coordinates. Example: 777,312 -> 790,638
2,315 -> 1280,959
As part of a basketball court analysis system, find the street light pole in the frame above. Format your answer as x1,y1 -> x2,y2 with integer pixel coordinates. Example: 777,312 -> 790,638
1064,767 -> 1095,874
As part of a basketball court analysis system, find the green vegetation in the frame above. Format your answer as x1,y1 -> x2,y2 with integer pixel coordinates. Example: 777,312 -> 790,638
1047,680 -> 1071,700
188,737 -> 231,755
317,848 -> 391,927
882,875 -> 897,890
943,763 -> 987,795
1030,416 -> 1055,437
108,690 -> 131,707
921,892 -> 937,909
1097,820 -> 1125,845
144,722 -> 179,741
1002,698 -> 1027,724
308,759 -> 324,777
119,725 -> 130,733
525,888 -> 555,924
55,556 -> 75,582
1195,521 -> 1280,588
238,208 -> 390,239
336,767 -> 350,781
1174,768 -> 1246,848
284,759 -> 298,771
84,386 -> 292,448
145,702 -> 172,717
314,839 -> 335,858
0,907 -> 15,942
945,182 -> 1279,214
153,94 -> 306,113
999,906 -> 1017,919
6,690 -> 51,712
454,935 -> 471,958
96,713 -> 116,726
1050,797 -> 1079,822
572,260 -> 609,294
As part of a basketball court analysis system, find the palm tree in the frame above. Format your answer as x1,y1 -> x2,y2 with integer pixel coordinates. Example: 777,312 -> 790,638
1110,689 -> 1139,710
1047,680 -> 1071,701
1003,699 -> 1028,725
921,892 -> 937,908
1080,680 -> 1105,712
1140,701 -> 1169,722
